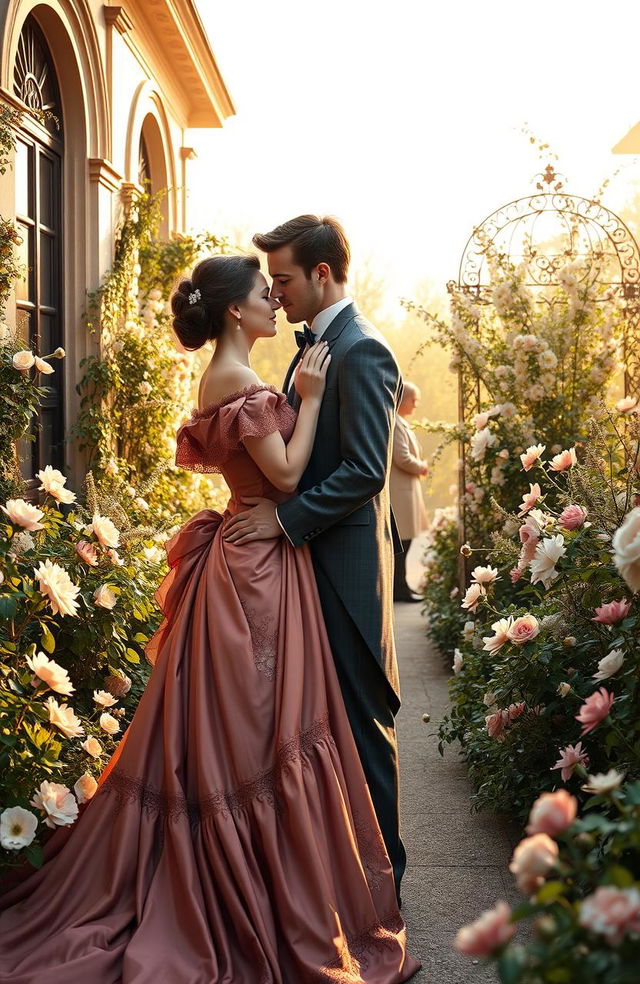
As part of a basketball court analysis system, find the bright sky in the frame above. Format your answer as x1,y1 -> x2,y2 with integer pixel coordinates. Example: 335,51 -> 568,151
188,0 -> 640,315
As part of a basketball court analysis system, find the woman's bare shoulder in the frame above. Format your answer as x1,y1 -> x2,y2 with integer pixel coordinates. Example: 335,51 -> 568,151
198,365 -> 263,412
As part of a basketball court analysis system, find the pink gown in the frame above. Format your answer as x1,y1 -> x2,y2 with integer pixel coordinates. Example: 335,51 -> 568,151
0,384 -> 420,984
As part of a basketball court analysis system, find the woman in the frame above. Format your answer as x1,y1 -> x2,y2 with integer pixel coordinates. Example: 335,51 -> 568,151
0,255 -> 420,983
389,382 -> 428,602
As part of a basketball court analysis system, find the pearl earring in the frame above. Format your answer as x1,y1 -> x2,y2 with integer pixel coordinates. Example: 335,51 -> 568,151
236,319 -> 242,331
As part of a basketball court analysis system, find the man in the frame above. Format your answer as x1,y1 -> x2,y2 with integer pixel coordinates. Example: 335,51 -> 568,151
223,215 -> 406,898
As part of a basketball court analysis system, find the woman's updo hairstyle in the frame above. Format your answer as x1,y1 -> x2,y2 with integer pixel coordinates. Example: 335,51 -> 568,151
171,254 -> 261,351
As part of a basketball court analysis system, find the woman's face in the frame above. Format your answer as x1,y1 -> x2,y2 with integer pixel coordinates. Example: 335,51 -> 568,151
237,272 -> 281,339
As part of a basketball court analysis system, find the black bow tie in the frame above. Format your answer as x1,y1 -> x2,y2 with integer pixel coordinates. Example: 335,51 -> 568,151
294,324 -> 316,349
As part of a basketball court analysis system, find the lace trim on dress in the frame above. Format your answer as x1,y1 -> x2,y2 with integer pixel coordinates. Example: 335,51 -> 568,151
352,808 -> 388,896
99,715 -> 333,823
240,603 -> 278,681
317,911 -> 406,981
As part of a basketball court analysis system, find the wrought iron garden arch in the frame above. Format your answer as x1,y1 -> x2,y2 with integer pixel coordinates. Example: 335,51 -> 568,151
453,165 -> 640,581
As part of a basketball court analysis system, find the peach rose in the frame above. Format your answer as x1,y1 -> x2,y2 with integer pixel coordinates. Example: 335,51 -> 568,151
509,833 -> 559,894
549,447 -> 577,472
1,498 -> 44,531
559,504 -> 587,530
93,689 -> 118,708
30,780 -> 78,828
76,539 -> 99,566
506,614 -> 540,645
26,651 -> 74,696
81,736 -> 103,758
551,742 -> 589,782
454,901 -> 514,956
34,356 -> 54,375
461,582 -> 485,611
612,507 -> 640,594
12,349 -> 35,371
520,443 -> 546,471
73,773 -> 98,804
576,687 -> 615,735
526,790 -> 578,837
482,616 -> 514,654
99,712 -> 120,735
34,560 -> 81,617
579,886 -> 640,945
93,584 -> 117,610
45,696 -> 84,739
518,483 -> 541,516
88,511 -> 120,549
471,565 -> 498,586
592,599 -> 631,624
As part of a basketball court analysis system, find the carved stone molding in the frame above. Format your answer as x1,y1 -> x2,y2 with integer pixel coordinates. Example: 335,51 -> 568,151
104,5 -> 134,36
88,158 -> 123,194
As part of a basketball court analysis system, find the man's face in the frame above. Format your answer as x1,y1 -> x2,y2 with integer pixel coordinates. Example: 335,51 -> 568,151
267,246 -> 321,325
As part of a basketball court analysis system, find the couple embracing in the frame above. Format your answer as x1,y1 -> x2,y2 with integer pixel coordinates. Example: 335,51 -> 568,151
0,216 -> 421,982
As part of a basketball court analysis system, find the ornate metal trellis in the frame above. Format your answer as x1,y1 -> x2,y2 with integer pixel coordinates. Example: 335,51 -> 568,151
454,165 -> 640,584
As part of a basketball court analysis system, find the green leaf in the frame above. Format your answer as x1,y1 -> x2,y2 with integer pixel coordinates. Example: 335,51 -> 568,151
536,880 -> 565,904
0,595 -> 18,619
544,970 -> 573,983
24,842 -> 44,868
40,622 -> 55,653
604,865 -> 635,888
124,648 -> 140,664
497,946 -> 528,984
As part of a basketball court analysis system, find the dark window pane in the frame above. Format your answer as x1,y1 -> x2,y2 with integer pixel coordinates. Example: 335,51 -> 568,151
38,311 -> 57,355
39,153 -> 54,228
39,230 -> 55,307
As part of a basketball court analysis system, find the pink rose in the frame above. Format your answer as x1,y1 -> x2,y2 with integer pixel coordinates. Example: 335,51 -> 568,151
526,789 -> 578,837
518,483 -> 542,516
509,833 -> 559,895
506,614 -> 540,645
579,887 -> 640,945
592,599 -> 631,624
454,901 -> 515,956
75,540 -> 99,567
507,702 -> 526,721
485,710 -> 508,740
576,687 -> 615,736
510,567 -> 523,583
559,504 -> 587,530
549,447 -> 577,472
551,742 -> 589,782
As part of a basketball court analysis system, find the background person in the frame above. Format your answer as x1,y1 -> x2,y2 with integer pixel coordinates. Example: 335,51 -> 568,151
390,381 -> 429,602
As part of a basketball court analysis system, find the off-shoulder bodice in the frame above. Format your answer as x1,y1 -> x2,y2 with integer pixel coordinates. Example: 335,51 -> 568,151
175,384 -> 297,506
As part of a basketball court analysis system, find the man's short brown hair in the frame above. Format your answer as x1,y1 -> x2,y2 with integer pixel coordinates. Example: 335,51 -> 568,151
252,215 -> 350,284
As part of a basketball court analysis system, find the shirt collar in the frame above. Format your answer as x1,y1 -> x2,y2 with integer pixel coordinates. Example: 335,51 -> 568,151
310,296 -> 353,340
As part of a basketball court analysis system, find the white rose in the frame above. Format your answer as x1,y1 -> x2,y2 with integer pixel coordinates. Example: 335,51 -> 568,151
452,649 -> 463,676
45,696 -> 84,738
530,535 -> 566,589
470,427 -> 497,462
34,356 -> 54,375
593,649 -> 625,680
88,512 -> 120,549
612,507 -> 640,593
26,651 -> 74,696
0,806 -> 38,850
1,498 -> 44,531
93,689 -> 118,707
81,736 -> 103,758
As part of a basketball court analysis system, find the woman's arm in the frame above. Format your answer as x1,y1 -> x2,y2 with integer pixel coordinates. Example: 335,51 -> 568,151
243,343 -> 330,493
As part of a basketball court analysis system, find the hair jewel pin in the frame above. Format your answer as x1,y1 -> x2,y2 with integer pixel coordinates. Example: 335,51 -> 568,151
188,288 -> 201,305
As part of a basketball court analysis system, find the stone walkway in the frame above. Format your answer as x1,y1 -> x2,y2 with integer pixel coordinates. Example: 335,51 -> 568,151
395,601 -> 520,982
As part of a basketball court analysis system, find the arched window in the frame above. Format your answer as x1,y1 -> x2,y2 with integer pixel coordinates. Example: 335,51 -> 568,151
13,14 -> 65,483
138,132 -> 151,189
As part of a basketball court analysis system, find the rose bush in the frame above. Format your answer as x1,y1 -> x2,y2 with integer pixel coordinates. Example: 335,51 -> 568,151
0,467 -> 167,873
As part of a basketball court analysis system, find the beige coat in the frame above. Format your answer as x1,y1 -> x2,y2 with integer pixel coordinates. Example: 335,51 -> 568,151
389,416 -> 428,540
